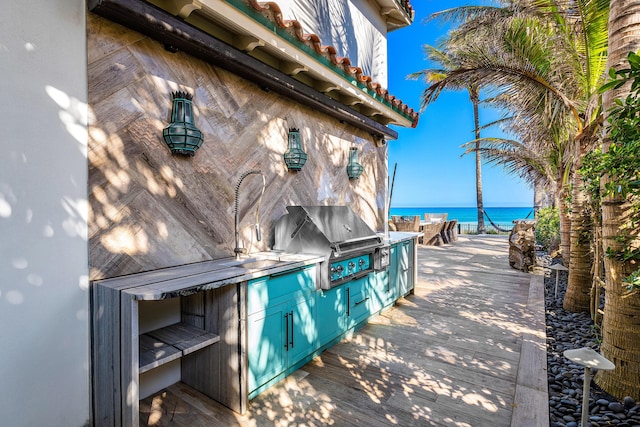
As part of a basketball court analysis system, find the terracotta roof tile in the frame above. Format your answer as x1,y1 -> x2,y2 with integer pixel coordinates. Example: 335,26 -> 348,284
245,0 -> 419,128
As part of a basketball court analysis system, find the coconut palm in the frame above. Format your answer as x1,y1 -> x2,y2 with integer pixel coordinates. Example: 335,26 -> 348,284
418,0 -> 609,312
409,45 -> 487,234
479,92 -> 575,254
594,1 -> 640,400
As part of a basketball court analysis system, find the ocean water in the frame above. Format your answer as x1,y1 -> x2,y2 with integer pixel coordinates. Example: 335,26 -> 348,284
389,207 -> 534,225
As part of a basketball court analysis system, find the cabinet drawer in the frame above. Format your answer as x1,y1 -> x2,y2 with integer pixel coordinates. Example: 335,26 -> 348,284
347,277 -> 370,326
248,265 -> 317,315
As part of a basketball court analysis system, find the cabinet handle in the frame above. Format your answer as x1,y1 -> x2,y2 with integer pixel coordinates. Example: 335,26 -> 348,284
346,288 -> 350,317
270,266 -> 304,278
284,312 -> 289,350
289,310 -> 294,348
354,297 -> 370,306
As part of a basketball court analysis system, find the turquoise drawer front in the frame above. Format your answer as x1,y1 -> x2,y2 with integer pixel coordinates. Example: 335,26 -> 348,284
347,276 -> 370,327
248,265 -> 317,315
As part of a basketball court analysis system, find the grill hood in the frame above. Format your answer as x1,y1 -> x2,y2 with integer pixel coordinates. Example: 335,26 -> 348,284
273,206 -> 382,259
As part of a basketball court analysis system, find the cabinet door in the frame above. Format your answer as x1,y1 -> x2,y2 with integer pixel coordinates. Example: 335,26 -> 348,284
247,301 -> 287,393
398,241 -> 412,297
287,294 -> 317,366
389,244 -> 399,296
347,276 -> 370,328
369,269 -> 392,311
316,286 -> 346,347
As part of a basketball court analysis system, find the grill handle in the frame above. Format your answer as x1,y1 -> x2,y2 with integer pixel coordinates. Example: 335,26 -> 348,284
290,215 -> 311,239
331,238 -> 381,258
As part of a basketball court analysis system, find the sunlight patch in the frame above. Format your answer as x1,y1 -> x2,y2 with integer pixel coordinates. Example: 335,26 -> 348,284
5,290 -> 24,305
0,196 -> 12,218
101,226 -> 149,255
462,392 -> 499,412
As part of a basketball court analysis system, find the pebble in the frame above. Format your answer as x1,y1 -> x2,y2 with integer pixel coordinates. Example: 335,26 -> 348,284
543,256 -> 640,427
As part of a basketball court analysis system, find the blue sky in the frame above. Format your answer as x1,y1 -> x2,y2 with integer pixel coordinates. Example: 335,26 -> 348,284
386,0 -> 533,208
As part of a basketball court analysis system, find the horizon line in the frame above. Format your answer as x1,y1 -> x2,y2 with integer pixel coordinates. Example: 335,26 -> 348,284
391,206 -> 534,209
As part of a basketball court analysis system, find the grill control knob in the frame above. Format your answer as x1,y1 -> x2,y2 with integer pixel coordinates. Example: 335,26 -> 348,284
336,265 -> 344,274
348,261 -> 355,271
358,258 -> 365,267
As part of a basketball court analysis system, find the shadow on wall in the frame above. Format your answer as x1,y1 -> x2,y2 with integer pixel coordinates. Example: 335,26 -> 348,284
87,14 -> 387,281
1,78 -> 90,424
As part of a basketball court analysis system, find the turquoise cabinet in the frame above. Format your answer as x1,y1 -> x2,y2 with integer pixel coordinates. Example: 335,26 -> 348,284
247,266 -> 317,396
398,240 -> 414,297
287,295 -> 317,366
317,276 -> 374,348
390,239 -> 415,298
369,268 -> 393,311
247,300 -> 288,393
346,276 -> 371,329
316,285 -> 346,347
247,242 -> 414,400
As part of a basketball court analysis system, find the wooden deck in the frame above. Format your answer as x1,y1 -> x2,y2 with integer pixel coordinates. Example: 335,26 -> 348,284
140,235 -> 548,426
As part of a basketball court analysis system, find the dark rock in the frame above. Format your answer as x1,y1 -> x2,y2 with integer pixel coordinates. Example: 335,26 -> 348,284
610,402 -> 626,413
542,255 -> 638,427
561,398 -> 579,407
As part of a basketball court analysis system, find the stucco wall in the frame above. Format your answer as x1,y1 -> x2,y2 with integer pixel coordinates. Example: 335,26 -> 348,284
88,13 -> 388,281
0,1 -> 90,426
277,0 -> 388,85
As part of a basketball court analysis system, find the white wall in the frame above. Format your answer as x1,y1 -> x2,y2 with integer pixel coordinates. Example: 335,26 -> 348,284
0,1 -> 90,426
280,0 -> 388,86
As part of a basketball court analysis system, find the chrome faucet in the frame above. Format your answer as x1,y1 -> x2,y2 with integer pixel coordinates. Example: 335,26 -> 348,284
234,169 -> 266,259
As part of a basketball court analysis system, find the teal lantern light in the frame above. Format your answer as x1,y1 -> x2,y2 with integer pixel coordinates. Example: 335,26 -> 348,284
163,91 -> 203,156
284,127 -> 308,171
346,146 -> 364,179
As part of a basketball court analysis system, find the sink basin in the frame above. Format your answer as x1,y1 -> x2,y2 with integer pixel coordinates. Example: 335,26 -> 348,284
234,259 -> 282,270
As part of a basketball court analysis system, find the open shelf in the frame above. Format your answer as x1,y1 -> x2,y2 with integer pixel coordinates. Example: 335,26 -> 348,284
139,322 -> 220,374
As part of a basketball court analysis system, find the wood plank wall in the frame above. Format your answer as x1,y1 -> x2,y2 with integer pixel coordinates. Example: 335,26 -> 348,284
87,14 -> 389,281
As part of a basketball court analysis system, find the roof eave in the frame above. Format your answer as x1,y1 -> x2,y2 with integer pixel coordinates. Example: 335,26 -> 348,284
88,0 -> 409,140
374,0 -> 415,31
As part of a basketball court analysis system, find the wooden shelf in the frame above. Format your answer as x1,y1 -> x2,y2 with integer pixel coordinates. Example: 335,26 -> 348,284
139,322 -> 220,374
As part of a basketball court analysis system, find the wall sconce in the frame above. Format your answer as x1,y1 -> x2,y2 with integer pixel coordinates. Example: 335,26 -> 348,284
283,127 -> 307,171
346,146 -> 364,180
163,91 -> 203,156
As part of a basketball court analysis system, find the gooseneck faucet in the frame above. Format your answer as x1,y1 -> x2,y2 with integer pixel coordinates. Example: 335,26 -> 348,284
234,169 -> 266,259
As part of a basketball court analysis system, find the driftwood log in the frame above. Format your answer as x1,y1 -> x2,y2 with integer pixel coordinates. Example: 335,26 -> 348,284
509,220 -> 536,271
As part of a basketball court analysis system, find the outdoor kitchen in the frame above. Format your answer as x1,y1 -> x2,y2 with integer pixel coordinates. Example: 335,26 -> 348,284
92,204 -> 417,425
87,0 -> 417,425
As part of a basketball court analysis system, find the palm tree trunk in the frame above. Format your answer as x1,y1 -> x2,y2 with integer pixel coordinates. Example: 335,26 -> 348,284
597,197 -> 640,399
563,168 -> 593,312
558,182 -> 571,265
470,87 -> 486,234
594,0 -> 640,400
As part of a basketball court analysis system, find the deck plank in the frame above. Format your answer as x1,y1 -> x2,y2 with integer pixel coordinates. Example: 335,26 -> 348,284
139,235 -> 548,426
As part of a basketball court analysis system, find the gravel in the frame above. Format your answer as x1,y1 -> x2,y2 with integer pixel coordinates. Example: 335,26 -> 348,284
542,255 -> 640,427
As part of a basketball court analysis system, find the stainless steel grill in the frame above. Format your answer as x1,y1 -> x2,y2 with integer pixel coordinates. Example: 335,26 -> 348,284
273,206 -> 389,289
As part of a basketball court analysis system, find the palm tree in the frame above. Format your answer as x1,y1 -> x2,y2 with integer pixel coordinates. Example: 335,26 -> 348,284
410,46 -> 486,234
419,1 -> 608,312
594,1 -> 640,400
477,92 -> 575,256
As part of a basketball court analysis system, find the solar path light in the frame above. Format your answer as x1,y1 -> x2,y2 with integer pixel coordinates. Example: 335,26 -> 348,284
549,263 -> 569,299
563,347 -> 615,427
